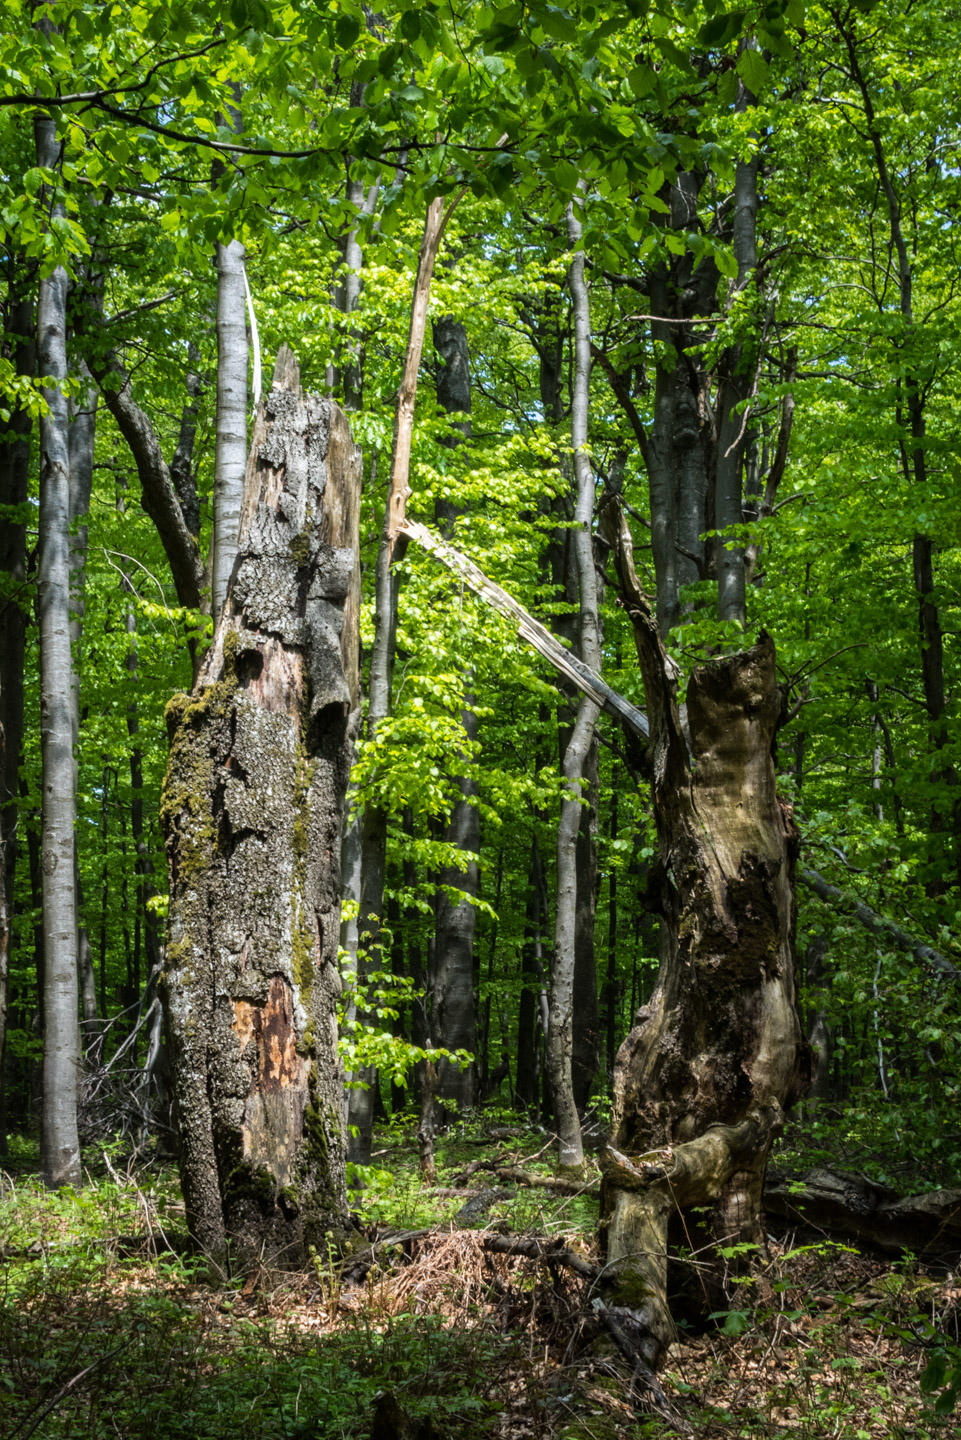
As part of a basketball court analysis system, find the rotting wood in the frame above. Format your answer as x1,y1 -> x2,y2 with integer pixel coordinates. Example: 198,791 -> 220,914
160,345 -> 362,1268
765,1167 -> 961,1258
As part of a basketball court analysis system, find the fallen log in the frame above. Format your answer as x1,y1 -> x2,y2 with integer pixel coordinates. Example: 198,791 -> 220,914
765,1167 -> 961,1258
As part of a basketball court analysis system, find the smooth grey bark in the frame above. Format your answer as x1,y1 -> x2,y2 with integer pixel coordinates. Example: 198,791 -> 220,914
67,365 -> 99,1037
0,294 -> 34,1143
548,203 -> 600,1170
160,348 -> 361,1266
431,313 -> 479,1110
211,237 -> 249,618
35,111 -> 81,1190
571,735 -> 599,1109
169,354 -> 202,541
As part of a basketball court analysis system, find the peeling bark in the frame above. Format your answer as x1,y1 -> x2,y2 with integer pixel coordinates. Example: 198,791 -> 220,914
160,348 -> 361,1266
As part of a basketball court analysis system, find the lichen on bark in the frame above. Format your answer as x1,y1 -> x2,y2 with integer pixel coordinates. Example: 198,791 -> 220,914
160,347 -> 362,1268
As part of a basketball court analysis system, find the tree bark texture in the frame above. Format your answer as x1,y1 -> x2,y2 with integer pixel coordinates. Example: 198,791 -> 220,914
0,295 -> 34,1130
160,347 -> 361,1266
35,112 -> 82,1190
211,237 -> 249,619
68,367 -> 99,1037
431,313 -> 479,1110
597,500 -> 808,1365
94,351 -> 206,615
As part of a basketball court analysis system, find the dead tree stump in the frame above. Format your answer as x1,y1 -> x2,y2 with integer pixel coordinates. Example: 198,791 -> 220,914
160,347 -> 362,1267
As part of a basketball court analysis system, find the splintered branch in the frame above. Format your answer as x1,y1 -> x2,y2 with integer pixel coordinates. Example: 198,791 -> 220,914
799,866 -> 959,978
399,518 -> 650,740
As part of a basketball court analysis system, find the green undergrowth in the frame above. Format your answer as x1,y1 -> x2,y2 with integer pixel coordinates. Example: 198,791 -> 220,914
350,1110 -> 600,1235
2,1126 -> 960,1439
772,1093 -> 961,1195
0,1153 -> 520,1439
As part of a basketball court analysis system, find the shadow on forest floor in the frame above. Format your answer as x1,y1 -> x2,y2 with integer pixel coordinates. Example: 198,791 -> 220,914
1,1124 -> 959,1440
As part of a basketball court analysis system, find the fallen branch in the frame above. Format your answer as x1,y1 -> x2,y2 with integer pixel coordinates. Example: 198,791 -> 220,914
341,1227 -> 430,1284
399,518 -> 649,741
765,1167 -> 961,1257
481,1232 -> 599,1281
799,866 -> 959,978
455,1160 -> 599,1195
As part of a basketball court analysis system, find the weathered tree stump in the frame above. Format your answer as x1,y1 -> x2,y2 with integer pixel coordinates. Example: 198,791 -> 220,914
596,499 -> 810,1365
160,347 -> 362,1267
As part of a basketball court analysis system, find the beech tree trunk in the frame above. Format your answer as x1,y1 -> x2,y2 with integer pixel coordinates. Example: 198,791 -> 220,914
67,366 -> 99,1039
160,348 -> 361,1266
211,236 -> 249,618
548,202 -> 600,1169
598,502 -> 808,1366
431,312 -> 478,1110
35,112 -> 82,1190
347,479 -> 396,1165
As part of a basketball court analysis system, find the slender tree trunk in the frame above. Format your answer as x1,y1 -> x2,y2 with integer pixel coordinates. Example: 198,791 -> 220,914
714,50 -> 759,628
838,14 -> 958,886
160,348 -> 361,1266
347,479 -> 397,1165
68,365 -> 99,1041
0,294 -> 34,1144
604,776 -> 619,1080
349,194 -> 456,1155
328,91 -> 379,411
548,201 -> 600,1170
211,236 -> 248,617
516,837 -> 546,1110
35,111 -> 81,1189
431,312 -> 479,1110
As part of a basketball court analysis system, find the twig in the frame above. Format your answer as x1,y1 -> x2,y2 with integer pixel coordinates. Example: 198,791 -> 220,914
13,1340 -> 133,1440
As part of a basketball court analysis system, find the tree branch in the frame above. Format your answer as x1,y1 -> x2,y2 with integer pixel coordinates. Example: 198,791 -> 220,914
798,866 -> 960,978
92,354 -> 205,612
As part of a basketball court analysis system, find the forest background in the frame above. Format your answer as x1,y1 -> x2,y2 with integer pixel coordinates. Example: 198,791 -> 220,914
1,1 -> 960,1428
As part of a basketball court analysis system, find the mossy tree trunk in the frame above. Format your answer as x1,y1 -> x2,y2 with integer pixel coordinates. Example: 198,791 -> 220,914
597,501 -> 809,1367
160,348 -> 361,1268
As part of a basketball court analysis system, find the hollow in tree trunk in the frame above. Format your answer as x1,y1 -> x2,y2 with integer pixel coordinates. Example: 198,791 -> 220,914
160,348 -> 361,1267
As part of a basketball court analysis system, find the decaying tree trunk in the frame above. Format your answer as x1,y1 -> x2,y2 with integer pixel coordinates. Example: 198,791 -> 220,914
160,347 -> 361,1267
597,500 -> 809,1365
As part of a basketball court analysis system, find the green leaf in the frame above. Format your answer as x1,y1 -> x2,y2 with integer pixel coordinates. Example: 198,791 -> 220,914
736,47 -> 769,95
699,10 -> 746,47
335,14 -> 362,48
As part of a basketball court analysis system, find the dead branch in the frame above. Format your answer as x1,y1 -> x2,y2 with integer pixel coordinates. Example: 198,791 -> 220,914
481,1232 -> 599,1281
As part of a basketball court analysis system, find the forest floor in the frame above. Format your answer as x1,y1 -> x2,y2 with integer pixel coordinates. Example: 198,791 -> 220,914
1,1116 -> 959,1440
